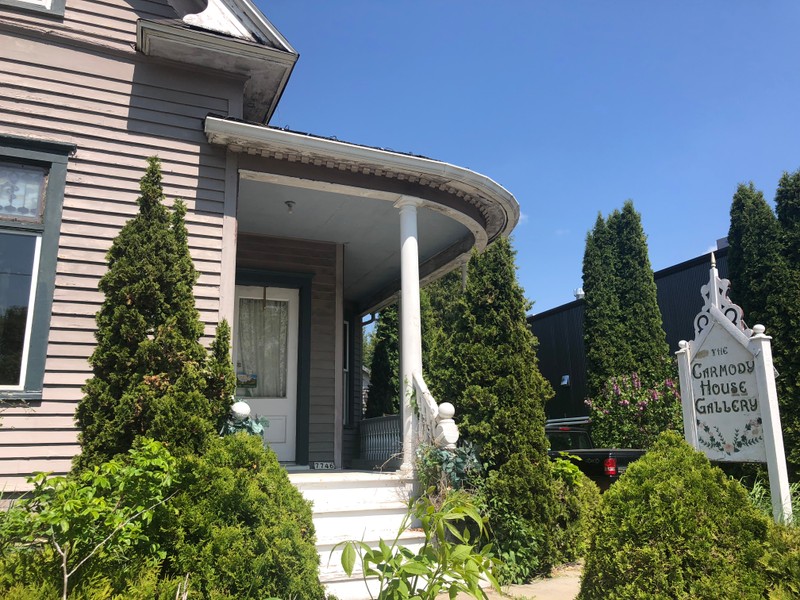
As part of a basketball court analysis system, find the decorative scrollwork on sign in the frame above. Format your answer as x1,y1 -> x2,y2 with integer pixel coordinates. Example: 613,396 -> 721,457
694,253 -> 750,337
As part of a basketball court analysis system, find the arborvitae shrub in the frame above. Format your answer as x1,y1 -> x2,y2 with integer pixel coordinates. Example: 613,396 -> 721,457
550,459 -> 600,563
75,157 -> 229,469
579,431 -> 771,599
426,238 -> 557,582
163,434 -> 324,600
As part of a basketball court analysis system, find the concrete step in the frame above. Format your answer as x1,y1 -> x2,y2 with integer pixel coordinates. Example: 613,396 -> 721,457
289,470 -> 420,599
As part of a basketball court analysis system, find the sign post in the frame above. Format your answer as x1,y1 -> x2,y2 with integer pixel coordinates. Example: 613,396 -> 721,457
677,254 -> 792,523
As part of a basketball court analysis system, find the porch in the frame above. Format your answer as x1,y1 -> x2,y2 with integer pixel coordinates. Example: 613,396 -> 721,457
206,115 -> 518,473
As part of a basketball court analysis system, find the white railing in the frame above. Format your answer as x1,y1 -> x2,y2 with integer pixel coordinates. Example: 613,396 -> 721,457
412,371 -> 459,449
360,414 -> 401,464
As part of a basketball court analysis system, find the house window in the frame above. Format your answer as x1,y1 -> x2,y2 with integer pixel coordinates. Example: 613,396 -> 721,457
0,0 -> 66,16
0,136 -> 72,401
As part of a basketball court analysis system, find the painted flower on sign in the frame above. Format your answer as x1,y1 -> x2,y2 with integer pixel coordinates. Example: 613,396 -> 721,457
697,418 -> 764,455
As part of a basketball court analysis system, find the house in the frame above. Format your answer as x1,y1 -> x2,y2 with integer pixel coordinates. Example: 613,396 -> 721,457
529,244 -> 729,418
0,1 -> 518,595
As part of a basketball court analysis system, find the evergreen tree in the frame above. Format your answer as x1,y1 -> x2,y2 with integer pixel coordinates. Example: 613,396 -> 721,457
583,213 -> 628,396
776,168 -> 800,266
365,304 -> 400,417
583,202 -> 671,398
773,170 -> 800,473
727,183 -> 785,329
427,238 -> 557,580
731,173 -> 800,476
609,201 -> 670,382
75,157 -> 231,469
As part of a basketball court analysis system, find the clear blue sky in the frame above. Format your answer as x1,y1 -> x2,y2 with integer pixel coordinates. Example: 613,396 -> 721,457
258,1 -> 800,314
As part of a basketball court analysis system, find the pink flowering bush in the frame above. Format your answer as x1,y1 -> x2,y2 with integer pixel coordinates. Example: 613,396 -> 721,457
584,372 -> 683,449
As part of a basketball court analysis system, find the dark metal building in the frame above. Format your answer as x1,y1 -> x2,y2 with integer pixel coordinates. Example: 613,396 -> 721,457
530,247 -> 729,419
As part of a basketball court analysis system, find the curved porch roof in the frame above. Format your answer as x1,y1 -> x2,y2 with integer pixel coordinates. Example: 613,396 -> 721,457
205,116 -> 520,314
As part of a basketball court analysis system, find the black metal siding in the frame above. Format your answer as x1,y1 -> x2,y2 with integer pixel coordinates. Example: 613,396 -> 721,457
529,249 -> 729,418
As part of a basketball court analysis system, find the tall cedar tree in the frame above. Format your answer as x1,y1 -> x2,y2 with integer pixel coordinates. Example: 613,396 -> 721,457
427,238 -> 557,579
583,201 -> 670,396
774,170 -> 800,472
75,157 -> 234,469
582,214 -> 629,396
365,304 -> 400,417
732,172 -> 800,476
608,202 -> 671,381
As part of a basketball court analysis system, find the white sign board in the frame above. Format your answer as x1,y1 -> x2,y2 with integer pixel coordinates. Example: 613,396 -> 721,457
677,254 -> 792,523
690,323 -> 764,462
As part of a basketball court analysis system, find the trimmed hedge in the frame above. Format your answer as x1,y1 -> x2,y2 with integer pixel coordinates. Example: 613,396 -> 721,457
550,459 -> 600,563
163,433 -> 324,600
579,431 -> 771,599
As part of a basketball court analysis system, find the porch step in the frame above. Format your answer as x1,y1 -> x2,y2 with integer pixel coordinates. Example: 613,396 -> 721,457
289,471 -> 420,599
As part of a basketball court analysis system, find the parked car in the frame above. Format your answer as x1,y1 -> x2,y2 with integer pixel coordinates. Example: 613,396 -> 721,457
545,417 -> 645,489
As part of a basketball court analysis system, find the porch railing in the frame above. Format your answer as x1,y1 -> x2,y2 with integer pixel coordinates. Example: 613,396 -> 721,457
359,372 -> 459,467
360,414 -> 401,464
412,371 -> 459,449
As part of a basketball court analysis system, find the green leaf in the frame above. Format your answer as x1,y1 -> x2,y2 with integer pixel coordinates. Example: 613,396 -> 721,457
340,542 -> 356,576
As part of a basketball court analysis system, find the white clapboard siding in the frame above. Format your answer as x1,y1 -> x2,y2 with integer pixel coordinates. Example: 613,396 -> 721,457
0,5 -> 240,488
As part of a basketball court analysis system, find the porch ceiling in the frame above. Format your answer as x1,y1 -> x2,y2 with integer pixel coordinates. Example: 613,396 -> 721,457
205,115 -> 520,313
237,177 -> 471,309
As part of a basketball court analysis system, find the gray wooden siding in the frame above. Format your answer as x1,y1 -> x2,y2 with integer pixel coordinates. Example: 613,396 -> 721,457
237,234 -> 338,464
0,21 -> 242,489
0,0 -> 177,54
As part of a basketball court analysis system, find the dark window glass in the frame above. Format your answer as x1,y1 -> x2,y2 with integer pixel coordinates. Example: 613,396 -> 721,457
0,232 -> 36,386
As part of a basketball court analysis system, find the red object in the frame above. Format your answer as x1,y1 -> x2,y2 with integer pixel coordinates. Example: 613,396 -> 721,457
604,457 -> 618,476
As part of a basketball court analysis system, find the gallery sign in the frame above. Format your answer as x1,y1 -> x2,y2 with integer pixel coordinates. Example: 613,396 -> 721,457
677,255 -> 792,523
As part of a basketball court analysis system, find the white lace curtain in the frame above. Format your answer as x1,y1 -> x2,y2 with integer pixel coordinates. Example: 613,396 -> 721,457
236,297 -> 288,398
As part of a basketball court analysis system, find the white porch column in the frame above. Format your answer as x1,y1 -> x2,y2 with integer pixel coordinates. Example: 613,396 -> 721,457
395,196 -> 424,473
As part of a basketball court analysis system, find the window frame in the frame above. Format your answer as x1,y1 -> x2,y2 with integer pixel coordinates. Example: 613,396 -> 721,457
0,0 -> 66,17
0,135 -> 73,401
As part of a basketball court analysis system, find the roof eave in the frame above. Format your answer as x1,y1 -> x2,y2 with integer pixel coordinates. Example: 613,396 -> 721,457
204,115 -> 520,240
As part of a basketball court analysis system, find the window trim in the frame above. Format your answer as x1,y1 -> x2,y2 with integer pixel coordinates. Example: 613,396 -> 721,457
0,0 -> 66,17
0,135 -> 74,402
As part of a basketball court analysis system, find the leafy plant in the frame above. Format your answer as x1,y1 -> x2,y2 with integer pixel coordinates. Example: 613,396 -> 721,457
336,490 -> 499,599
579,431 -> 771,599
415,441 -> 481,493
0,439 -> 176,600
585,372 -> 682,449
550,456 -> 600,563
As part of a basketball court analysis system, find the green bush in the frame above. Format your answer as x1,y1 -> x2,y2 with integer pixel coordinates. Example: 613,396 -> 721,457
579,431 -> 771,599
762,524 -> 800,599
0,439 -> 176,600
161,433 -> 324,600
550,457 -> 600,563
585,372 -> 683,449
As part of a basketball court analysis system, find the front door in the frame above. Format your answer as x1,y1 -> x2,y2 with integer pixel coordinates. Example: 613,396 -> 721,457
233,286 -> 299,462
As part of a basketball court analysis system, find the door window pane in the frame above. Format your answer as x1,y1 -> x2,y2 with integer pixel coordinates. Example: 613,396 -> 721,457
0,232 -> 37,386
0,162 -> 46,222
236,297 -> 288,397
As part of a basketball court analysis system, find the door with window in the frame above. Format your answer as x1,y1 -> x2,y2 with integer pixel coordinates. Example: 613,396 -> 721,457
233,286 -> 299,462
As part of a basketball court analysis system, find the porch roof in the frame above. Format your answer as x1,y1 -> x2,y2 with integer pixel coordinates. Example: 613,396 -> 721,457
205,116 -> 520,314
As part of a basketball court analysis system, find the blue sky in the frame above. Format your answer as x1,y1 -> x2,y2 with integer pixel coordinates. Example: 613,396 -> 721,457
258,1 -> 800,314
